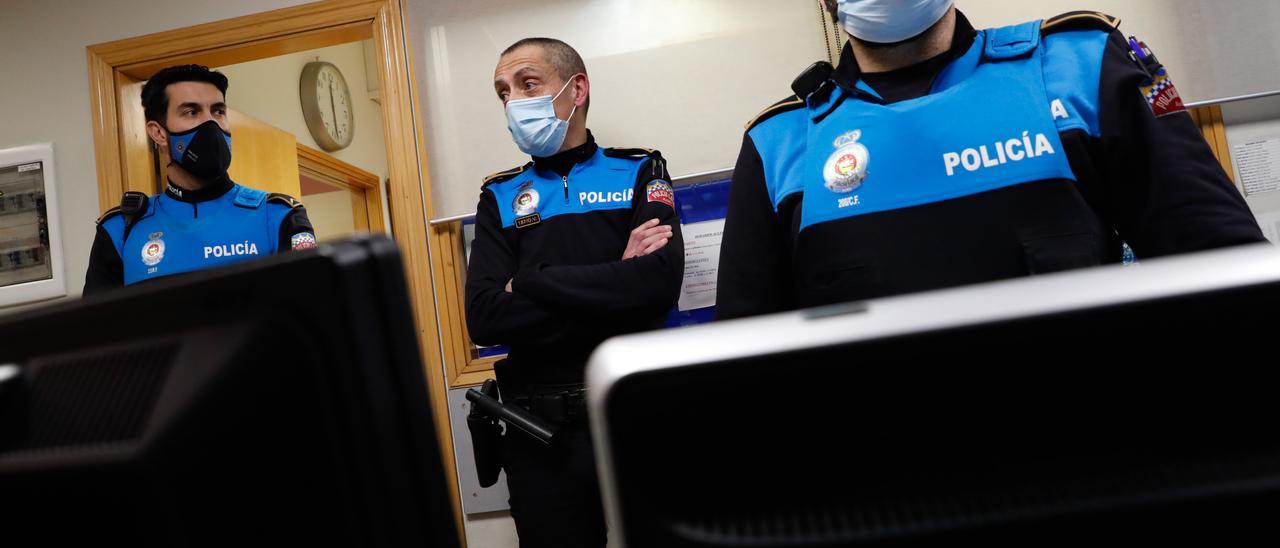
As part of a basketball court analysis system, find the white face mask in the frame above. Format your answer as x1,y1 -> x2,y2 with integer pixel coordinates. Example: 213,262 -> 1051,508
505,77 -> 579,158
836,0 -> 954,44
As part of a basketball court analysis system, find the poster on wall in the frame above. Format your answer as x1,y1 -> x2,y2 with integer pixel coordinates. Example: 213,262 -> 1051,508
0,144 -> 66,307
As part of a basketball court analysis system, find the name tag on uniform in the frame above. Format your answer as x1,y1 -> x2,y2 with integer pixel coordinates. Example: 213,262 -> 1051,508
515,213 -> 541,229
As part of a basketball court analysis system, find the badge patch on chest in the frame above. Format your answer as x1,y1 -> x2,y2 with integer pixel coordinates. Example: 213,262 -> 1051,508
141,231 -> 165,266
823,130 -> 870,194
512,182 -> 540,216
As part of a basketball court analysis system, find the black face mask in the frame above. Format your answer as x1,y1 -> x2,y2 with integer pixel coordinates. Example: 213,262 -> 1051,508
165,119 -> 232,180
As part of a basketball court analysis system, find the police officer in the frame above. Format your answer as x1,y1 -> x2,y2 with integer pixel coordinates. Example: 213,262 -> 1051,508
465,37 -> 683,547
716,1 -> 1266,319
84,64 -> 315,295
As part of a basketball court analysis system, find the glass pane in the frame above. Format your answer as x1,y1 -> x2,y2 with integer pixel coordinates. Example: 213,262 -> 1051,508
0,161 -> 53,288
459,219 -> 507,359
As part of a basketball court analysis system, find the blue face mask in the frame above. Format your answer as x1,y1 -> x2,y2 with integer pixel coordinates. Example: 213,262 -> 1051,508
505,77 -> 579,158
836,0 -> 953,44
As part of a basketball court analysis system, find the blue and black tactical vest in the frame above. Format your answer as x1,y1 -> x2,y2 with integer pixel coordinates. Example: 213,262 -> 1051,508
100,184 -> 297,285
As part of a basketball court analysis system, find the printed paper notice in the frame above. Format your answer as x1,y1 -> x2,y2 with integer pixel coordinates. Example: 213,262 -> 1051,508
1235,138 -> 1280,196
677,219 -> 725,311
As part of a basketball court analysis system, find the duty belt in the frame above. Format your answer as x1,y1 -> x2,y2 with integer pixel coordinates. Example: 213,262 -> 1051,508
510,383 -> 589,425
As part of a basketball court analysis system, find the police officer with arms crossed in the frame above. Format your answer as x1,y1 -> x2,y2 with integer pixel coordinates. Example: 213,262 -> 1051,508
465,38 -> 683,547
84,65 -> 316,295
716,1 -> 1266,319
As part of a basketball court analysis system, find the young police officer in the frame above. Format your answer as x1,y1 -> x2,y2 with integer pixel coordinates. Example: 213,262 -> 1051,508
84,65 -> 315,295
716,1 -> 1265,319
465,38 -> 683,547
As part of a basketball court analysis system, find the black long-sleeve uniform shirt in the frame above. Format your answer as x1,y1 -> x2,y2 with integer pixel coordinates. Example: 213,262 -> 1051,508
465,133 -> 684,387
716,11 -> 1265,320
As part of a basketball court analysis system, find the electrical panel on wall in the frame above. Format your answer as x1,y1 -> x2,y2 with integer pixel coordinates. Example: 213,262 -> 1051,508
0,144 -> 65,307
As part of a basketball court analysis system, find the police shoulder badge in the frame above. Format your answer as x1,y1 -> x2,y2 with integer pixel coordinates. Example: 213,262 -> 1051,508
512,181 -> 540,216
291,232 -> 318,251
1130,38 -> 1185,118
141,231 -> 165,266
645,179 -> 675,208
823,130 -> 870,194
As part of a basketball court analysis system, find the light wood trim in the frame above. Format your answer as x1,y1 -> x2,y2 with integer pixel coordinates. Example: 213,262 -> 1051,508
116,73 -> 155,195
1190,105 -> 1238,186
429,221 -> 504,389
454,369 -> 498,387
432,224 -> 468,383
86,0 -> 463,538
91,4 -> 380,79
297,143 -> 386,233
1208,105 -> 1235,183
88,52 -> 126,212
297,143 -> 378,189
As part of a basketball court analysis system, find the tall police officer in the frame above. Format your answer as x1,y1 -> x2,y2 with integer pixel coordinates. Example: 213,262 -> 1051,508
716,1 -> 1266,319
84,65 -> 315,295
465,38 -> 684,547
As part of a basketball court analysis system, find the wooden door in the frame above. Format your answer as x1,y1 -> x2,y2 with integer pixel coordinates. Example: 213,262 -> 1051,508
226,108 -> 301,197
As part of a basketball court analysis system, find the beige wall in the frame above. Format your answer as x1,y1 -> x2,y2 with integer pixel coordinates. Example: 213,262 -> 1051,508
216,39 -> 391,217
304,189 -> 359,241
0,0 -> 313,305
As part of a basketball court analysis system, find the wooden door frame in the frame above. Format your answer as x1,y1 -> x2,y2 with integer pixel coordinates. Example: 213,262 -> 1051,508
86,0 -> 461,535
297,142 -> 386,233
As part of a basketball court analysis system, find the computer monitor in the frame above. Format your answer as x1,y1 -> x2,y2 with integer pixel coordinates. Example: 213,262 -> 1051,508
589,243 -> 1280,547
0,235 -> 459,547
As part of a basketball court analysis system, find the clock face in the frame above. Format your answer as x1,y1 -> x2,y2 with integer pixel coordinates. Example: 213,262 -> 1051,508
300,62 -> 354,151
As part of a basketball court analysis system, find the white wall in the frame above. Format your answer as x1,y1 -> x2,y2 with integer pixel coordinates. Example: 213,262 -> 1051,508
0,0 -> 313,306
216,40 -> 390,198
960,0 -> 1280,105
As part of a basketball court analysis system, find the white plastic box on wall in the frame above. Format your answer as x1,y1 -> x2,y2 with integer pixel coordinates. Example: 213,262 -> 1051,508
0,144 -> 66,308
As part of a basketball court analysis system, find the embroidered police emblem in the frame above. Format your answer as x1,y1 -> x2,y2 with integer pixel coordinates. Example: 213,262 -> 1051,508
823,130 -> 869,194
645,180 -> 675,208
512,182 -> 540,216
291,232 -> 318,251
141,231 -> 165,267
1139,69 -> 1184,118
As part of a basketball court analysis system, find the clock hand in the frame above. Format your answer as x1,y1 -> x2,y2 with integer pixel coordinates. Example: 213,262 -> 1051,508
328,80 -> 337,137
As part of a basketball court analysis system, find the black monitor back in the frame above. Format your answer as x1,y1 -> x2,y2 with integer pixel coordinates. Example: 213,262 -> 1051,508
589,244 -> 1280,547
0,235 -> 458,548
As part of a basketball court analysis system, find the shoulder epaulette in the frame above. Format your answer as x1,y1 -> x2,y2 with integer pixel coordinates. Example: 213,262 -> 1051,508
482,164 -> 529,186
745,95 -> 804,131
266,193 -> 303,209
603,147 -> 662,160
96,206 -> 122,225
1041,11 -> 1120,34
